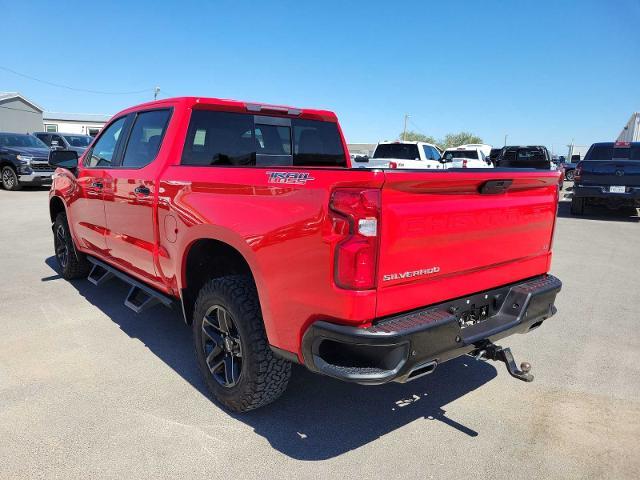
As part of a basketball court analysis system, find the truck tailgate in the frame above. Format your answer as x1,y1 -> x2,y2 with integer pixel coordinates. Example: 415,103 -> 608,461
376,170 -> 560,317
580,160 -> 640,186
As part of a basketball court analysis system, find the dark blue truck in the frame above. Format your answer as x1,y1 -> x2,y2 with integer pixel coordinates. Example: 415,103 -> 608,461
571,142 -> 640,215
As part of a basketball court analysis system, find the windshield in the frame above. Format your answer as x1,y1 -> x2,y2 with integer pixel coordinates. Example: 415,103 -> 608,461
0,134 -> 48,148
584,143 -> 640,161
444,150 -> 479,160
373,144 -> 420,160
63,135 -> 92,147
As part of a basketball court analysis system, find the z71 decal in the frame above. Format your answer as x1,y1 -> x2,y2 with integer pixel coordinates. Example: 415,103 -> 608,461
266,172 -> 316,185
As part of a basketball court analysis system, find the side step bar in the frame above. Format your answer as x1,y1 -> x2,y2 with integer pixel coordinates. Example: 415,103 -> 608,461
87,257 -> 177,314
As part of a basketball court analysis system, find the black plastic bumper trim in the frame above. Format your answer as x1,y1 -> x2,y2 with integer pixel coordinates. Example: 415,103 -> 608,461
301,274 -> 562,385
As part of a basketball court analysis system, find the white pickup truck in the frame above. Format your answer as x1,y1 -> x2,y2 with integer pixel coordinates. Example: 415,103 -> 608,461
441,144 -> 494,169
354,141 -> 445,169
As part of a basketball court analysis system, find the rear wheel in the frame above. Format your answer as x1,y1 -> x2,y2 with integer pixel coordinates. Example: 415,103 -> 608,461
53,213 -> 91,279
1,166 -> 21,191
565,169 -> 575,182
193,275 -> 291,412
570,196 -> 585,216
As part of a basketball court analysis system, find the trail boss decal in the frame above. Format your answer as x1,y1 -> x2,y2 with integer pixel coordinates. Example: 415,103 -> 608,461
266,172 -> 315,185
383,266 -> 440,282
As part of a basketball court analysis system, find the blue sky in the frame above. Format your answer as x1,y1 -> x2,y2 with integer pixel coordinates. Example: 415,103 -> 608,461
2,0 -> 639,152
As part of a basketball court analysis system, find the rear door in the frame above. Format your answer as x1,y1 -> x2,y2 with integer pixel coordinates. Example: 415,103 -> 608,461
376,170 -> 560,317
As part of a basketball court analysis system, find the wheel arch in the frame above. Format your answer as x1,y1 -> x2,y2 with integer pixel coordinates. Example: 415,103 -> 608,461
180,237 -> 262,325
49,196 -> 66,223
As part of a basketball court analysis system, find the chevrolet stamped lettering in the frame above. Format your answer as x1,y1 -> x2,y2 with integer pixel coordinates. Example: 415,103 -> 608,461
266,171 -> 315,185
383,266 -> 441,282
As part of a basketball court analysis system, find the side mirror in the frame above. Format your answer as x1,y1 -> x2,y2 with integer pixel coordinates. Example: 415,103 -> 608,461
49,149 -> 78,170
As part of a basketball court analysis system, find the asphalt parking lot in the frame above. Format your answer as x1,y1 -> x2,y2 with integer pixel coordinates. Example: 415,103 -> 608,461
1,186 -> 639,480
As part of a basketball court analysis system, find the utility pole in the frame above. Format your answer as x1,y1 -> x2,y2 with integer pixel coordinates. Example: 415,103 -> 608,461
154,86 -> 160,100
504,134 -> 508,146
403,114 -> 410,141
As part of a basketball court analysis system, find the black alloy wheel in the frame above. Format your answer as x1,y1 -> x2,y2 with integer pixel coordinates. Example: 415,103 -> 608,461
201,305 -> 243,388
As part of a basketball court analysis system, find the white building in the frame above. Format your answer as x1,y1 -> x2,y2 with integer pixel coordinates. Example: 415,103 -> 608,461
42,111 -> 111,137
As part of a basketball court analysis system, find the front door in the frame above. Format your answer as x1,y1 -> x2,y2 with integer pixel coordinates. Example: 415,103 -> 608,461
68,116 -> 128,256
102,108 -> 172,288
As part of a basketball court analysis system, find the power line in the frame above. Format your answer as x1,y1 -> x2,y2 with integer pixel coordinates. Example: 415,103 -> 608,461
0,65 -> 153,95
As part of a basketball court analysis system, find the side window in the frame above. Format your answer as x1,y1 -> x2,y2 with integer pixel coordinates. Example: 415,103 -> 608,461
37,134 -> 52,146
52,135 -> 65,148
292,119 -> 346,167
121,109 -> 171,168
182,110 -> 255,166
422,145 -> 440,161
84,117 -> 127,168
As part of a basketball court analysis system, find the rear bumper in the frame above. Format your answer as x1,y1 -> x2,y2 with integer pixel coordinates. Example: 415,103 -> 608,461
573,184 -> 640,200
301,275 -> 561,384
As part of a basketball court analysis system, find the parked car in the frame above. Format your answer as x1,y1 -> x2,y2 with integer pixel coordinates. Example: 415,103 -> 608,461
358,141 -> 444,169
494,146 -> 553,170
571,141 -> 640,215
0,132 -> 54,190
558,159 -> 578,181
33,132 -> 93,155
48,96 -> 562,412
441,144 -> 494,168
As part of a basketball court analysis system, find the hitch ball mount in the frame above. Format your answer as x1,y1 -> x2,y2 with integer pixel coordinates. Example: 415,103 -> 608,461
472,343 -> 534,382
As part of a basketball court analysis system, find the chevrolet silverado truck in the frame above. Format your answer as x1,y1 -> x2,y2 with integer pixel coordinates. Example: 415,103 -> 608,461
0,132 -> 55,190
571,141 -> 640,215
48,97 -> 562,412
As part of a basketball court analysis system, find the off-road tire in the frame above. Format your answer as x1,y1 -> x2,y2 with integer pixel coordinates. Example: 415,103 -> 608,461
193,275 -> 291,412
570,196 -> 585,216
53,212 -> 91,279
1,166 -> 21,190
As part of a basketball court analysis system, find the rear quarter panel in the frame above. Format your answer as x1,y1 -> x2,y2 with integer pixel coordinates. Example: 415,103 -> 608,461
157,166 -> 385,353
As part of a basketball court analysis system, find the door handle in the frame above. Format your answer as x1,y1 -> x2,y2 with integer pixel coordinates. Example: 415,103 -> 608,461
91,181 -> 103,189
134,185 -> 151,196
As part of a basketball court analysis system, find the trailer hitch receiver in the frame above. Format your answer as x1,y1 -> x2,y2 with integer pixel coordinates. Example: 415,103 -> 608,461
473,344 -> 534,382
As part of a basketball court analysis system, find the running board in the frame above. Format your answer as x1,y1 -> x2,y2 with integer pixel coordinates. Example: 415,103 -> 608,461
87,257 -> 176,314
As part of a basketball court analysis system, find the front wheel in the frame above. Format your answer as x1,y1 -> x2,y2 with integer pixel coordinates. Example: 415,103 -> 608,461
53,213 -> 91,279
1,166 -> 21,190
193,276 -> 291,412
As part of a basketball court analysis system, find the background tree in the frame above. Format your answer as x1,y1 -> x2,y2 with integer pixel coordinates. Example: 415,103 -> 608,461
398,130 -> 483,150
440,132 -> 483,149
398,130 -> 438,145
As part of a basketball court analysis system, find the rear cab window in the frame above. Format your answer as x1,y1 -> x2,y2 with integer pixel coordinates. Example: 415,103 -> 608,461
181,110 -> 347,167
585,143 -> 640,161
444,149 -> 479,160
372,144 -> 420,160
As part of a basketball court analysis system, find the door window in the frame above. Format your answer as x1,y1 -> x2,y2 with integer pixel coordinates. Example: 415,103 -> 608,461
36,133 -> 52,146
84,117 -> 127,168
121,109 -> 171,168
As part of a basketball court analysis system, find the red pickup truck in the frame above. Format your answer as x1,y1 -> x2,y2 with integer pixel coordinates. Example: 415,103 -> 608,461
48,97 -> 562,412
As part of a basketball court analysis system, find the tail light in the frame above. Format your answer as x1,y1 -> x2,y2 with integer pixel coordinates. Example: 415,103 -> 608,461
462,159 -> 468,168
329,188 -> 381,290
574,162 -> 583,183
